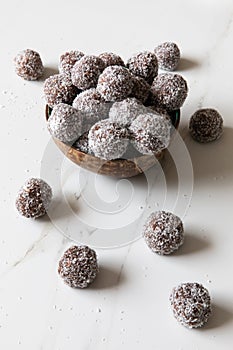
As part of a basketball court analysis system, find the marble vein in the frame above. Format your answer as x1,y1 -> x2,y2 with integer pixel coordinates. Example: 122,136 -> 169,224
0,223 -> 53,279
12,227 -> 51,268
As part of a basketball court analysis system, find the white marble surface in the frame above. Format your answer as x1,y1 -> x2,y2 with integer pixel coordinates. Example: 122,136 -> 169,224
1,0 -> 233,348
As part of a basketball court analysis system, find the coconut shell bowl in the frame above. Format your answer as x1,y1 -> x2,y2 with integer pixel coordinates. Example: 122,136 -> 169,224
45,106 -> 180,178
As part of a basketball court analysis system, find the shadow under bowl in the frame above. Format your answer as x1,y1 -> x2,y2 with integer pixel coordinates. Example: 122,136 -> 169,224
45,105 -> 180,178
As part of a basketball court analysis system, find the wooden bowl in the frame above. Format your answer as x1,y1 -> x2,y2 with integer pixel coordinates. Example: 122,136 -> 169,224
45,106 -> 180,178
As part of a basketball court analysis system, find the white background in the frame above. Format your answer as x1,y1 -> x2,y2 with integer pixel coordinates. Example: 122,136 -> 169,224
1,0 -> 233,349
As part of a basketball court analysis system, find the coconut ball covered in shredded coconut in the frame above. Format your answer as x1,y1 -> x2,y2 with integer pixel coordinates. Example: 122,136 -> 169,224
59,50 -> 84,77
97,66 -> 133,102
99,52 -> 125,69
47,103 -> 83,143
130,75 -> 151,103
129,113 -> 171,155
151,73 -> 188,110
127,51 -> 158,84
15,178 -> 52,219
143,211 -> 184,255
88,119 -> 129,160
189,108 -> 223,143
14,49 -> 44,80
58,245 -> 99,288
71,55 -> 105,90
72,88 -> 110,131
109,97 -> 146,127
44,74 -> 78,108
154,42 -> 180,71
170,282 -> 212,328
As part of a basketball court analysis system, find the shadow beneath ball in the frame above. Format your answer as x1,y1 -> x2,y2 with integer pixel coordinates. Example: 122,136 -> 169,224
41,66 -> 59,80
174,233 -> 211,256
201,302 -> 233,330
35,213 -> 51,223
177,57 -> 200,71
90,265 -> 125,290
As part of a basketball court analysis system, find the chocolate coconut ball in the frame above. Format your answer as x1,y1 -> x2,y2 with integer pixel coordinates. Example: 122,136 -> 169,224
130,75 -> 150,103
73,132 -> 93,154
58,245 -> 98,288
151,73 -> 188,110
143,211 -> 184,255
44,74 -> 78,108
14,49 -> 44,80
129,113 -> 171,155
15,178 -> 52,219
47,103 -> 83,143
109,97 -> 145,127
127,51 -> 158,84
72,88 -> 110,131
170,282 -> 212,328
97,66 -> 133,102
99,52 -> 125,68
189,108 -> 223,143
59,50 -> 84,77
71,55 -> 105,90
154,42 -> 180,71
88,119 -> 129,160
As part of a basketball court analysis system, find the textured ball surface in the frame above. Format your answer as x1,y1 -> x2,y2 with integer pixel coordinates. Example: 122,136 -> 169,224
47,103 -> 82,143
97,66 -> 133,102
14,49 -> 44,80
44,74 -> 78,108
170,282 -> 212,328
130,75 -> 150,103
71,55 -> 105,90
15,178 -> 52,219
129,113 -> 171,155
88,119 -> 129,160
189,108 -> 223,143
59,50 -> 84,77
154,42 -> 180,71
58,246 -> 98,288
73,132 -> 92,154
109,97 -> 145,127
151,73 -> 188,110
72,88 -> 110,131
127,51 -> 158,84
143,211 -> 184,254
99,52 -> 125,68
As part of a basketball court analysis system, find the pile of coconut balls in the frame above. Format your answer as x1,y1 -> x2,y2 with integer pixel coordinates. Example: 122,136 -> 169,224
13,42 -> 225,329
43,45 -> 189,160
